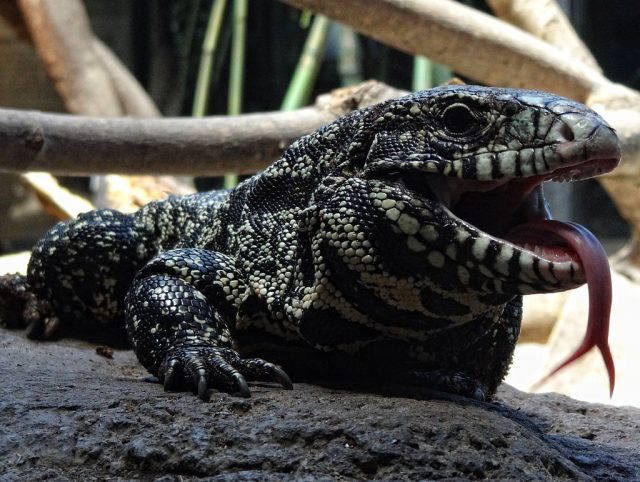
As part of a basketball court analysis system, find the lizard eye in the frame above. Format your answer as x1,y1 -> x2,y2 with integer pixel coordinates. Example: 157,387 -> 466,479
442,103 -> 478,136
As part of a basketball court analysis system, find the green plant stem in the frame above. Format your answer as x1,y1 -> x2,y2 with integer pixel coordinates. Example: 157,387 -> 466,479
280,14 -> 331,111
225,0 -> 248,188
413,56 -> 453,91
228,0 -> 247,116
299,9 -> 313,28
412,56 -> 433,91
337,26 -> 362,86
192,0 -> 227,117
432,63 -> 453,86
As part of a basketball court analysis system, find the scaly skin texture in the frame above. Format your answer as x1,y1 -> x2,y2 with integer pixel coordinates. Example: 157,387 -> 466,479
0,86 -> 619,401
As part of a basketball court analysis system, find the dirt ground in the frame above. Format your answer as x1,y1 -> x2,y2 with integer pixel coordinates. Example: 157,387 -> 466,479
1,327 -> 638,481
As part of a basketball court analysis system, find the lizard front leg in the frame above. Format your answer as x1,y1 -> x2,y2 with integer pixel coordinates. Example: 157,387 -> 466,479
125,248 -> 292,401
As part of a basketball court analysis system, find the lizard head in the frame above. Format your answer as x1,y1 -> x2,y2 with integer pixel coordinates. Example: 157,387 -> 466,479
358,86 -> 619,293
318,85 -> 619,392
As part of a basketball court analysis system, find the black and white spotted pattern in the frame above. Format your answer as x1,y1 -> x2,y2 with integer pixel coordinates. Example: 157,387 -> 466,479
0,85 -> 619,400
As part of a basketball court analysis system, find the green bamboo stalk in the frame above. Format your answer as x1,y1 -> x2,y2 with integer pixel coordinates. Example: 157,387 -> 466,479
299,9 -> 313,28
337,26 -> 363,86
224,0 -> 248,188
192,0 -> 227,117
432,63 -> 454,86
413,56 -> 453,90
280,14 -> 331,111
227,0 -> 247,116
412,56 -> 433,91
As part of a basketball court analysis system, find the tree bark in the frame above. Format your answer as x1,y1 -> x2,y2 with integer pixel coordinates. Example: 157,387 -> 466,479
0,108 -> 330,176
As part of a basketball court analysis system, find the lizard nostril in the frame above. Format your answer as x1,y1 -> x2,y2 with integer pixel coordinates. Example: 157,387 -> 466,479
561,122 -> 575,142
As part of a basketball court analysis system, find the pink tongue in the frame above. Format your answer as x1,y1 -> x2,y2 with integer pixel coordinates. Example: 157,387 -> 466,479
508,220 -> 615,396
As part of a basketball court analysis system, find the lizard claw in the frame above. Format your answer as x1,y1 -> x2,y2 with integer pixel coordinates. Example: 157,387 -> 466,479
158,346 -> 291,401
263,363 -> 293,390
25,314 -> 61,340
231,372 -> 251,398
195,368 -> 210,401
0,273 -> 61,339
162,358 -> 182,391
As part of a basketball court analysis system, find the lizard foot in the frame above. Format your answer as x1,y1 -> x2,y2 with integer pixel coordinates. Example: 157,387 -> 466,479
0,273 -> 60,339
404,370 -> 488,401
159,346 -> 293,401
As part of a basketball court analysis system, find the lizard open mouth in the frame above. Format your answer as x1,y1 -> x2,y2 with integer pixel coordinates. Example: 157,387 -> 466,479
419,156 -> 620,265
400,131 -> 620,395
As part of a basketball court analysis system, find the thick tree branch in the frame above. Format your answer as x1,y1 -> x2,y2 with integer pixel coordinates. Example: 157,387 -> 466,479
17,0 -> 122,116
279,0 -> 610,102
0,82 -> 405,176
0,108 -> 331,176
486,0 -> 600,72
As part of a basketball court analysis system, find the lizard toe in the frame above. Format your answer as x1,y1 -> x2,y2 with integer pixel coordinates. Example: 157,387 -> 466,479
195,368 -> 210,401
25,314 -> 61,340
159,346 -> 266,400
160,358 -> 184,392
235,358 -> 293,390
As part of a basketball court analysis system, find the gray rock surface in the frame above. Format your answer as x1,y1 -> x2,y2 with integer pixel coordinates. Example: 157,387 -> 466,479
1,328 -> 638,481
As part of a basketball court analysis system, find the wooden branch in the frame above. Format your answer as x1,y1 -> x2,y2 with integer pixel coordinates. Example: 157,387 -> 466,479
0,108 -> 326,175
17,0 -> 159,118
0,81 -> 403,176
21,172 -> 94,219
279,0 -> 608,102
17,0 -> 122,116
486,0 -> 600,72
15,0 -> 164,219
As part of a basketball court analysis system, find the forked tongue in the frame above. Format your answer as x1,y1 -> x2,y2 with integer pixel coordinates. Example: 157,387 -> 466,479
507,220 -> 615,396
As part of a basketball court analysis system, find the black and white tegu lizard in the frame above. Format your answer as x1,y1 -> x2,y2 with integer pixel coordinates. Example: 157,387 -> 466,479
0,85 -> 621,401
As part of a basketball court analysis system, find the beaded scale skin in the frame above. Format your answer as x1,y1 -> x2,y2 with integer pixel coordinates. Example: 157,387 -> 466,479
0,85 -> 620,401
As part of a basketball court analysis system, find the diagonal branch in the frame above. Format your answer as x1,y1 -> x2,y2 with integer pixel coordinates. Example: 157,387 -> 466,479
486,0 -> 600,72
278,0 -> 609,101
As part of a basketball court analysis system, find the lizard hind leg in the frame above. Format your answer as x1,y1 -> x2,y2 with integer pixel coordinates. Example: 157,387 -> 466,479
125,248 -> 292,401
16,209 -> 148,341
2,209 -> 149,340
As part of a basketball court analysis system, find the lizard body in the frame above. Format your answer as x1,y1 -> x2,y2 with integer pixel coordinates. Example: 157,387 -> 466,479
0,85 -> 620,400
